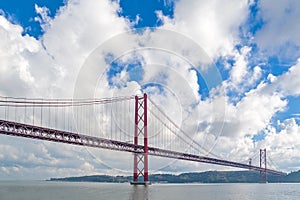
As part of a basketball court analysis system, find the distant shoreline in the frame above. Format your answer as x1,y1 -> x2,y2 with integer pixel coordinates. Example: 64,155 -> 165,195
49,170 -> 300,184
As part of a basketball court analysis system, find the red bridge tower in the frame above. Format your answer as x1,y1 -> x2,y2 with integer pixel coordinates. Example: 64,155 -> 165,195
130,93 -> 151,185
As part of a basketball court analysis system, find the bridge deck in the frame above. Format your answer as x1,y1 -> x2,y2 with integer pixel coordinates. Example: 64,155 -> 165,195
0,119 -> 285,175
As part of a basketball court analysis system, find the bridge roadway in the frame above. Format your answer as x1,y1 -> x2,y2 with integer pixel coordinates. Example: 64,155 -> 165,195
0,119 -> 285,175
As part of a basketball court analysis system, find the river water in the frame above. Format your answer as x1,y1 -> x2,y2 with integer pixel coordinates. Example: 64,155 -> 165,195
0,181 -> 299,200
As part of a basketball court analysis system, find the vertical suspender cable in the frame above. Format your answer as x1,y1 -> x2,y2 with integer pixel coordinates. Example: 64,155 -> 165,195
32,101 -> 35,125
4,97 -> 7,120
41,99 -> 43,127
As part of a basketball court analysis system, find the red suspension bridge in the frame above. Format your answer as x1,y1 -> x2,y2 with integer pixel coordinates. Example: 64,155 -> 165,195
0,94 -> 285,184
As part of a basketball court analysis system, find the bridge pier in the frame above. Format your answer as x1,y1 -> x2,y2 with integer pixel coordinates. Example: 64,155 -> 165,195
131,94 -> 151,185
130,180 -> 152,186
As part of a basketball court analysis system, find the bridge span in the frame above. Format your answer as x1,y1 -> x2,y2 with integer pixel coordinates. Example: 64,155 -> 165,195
0,94 -> 286,184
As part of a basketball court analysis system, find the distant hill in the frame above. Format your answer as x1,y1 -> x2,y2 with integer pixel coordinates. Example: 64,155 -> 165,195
283,170 -> 300,182
49,170 -> 300,183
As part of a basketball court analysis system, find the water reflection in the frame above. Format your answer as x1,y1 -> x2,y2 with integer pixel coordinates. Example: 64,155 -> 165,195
130,185 -> 149,200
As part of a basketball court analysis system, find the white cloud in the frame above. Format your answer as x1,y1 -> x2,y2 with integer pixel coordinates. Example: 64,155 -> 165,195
230,46 -> 252,85
194,58 -> 300,171
0,16 -> 41,96
255,0 -> 300,58
158,0 -> 249,59
34,4 -> 52,32
39,0 -> 130,98
260,58 -> 300,97
223,46 -> 263,95
262,118 -> 300,171
0,0 -> 132,100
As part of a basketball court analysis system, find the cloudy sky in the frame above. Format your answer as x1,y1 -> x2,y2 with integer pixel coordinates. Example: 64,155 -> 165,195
0,0 -> 300,180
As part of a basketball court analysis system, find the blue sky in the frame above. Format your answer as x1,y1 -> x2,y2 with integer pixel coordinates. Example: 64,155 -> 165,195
0,0 -> 174,37
0,0 -> 65,37
0,0 -> 300,179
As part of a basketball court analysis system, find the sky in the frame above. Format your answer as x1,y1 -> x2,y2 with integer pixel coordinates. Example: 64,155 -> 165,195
0,0 -> 300,180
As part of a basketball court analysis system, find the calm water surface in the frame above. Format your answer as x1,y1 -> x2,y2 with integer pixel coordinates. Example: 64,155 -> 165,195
0,181 -> 299,200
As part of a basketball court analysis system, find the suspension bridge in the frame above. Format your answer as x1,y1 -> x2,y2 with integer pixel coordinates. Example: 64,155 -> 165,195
0,94 -> 285,185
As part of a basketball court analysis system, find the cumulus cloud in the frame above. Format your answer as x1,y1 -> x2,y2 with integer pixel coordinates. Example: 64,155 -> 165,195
158,0 -> 249,58
0,16 -> 41,96
255,0 -> 300,59
195,59 -> 300,171
262,118 -> 300,171
0,0 -> 300,179
259,58 -> 300,97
